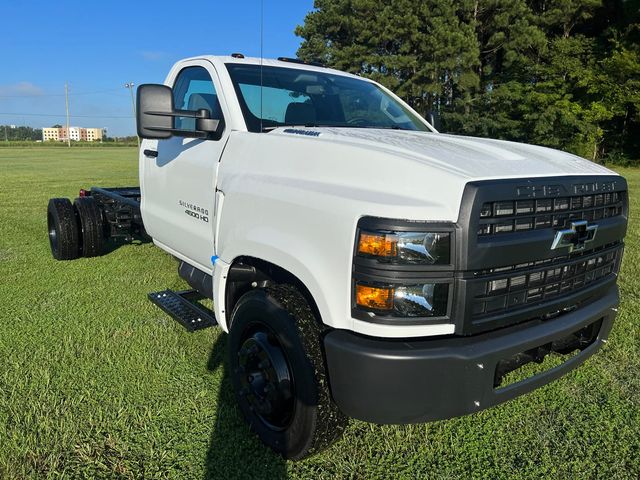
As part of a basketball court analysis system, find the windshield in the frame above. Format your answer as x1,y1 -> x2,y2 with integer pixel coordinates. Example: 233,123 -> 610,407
225,64 -> 430,133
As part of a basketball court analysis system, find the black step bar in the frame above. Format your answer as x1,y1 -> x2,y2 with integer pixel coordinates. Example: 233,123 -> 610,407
148,289 -> 217,332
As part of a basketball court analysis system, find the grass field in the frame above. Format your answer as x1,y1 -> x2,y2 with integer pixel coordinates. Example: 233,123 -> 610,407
0,147 -> 638,479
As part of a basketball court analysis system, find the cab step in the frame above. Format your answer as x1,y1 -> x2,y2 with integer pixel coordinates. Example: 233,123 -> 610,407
148,289 -> 217,332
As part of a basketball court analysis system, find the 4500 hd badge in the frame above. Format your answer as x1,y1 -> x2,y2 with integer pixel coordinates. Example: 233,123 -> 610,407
179,200 -> 209,223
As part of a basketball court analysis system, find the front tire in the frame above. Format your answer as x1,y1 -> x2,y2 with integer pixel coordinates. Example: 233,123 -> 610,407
228,285 -> 347,460
47,198 -> 80,260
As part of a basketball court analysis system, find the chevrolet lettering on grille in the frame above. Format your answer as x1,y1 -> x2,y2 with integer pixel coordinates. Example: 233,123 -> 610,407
551,220 -> 598,252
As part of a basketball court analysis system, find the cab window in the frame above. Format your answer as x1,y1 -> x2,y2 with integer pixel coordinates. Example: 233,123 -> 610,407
225,63 -> 429,133
238,84 -> 312,124
172,66 -> 225,136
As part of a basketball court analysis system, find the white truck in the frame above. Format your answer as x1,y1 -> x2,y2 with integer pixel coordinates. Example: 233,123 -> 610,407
46,55 -> 628,459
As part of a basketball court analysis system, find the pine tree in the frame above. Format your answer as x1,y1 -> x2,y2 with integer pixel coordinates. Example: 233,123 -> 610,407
296,0 -> 480,118
296,0 -> 640,162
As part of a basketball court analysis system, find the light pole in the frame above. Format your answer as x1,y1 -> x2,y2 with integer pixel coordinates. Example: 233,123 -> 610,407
124,82 -> 140,148
65,82 -> 71,148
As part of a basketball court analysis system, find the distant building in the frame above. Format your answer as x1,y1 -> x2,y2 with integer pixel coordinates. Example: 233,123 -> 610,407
42,127 -> 60,141
42,126 -> 105,142
85,128 -> 104,142
60,127 -> 80,142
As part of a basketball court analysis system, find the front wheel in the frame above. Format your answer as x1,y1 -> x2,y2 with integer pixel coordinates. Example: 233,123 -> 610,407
228,285 -> 347,460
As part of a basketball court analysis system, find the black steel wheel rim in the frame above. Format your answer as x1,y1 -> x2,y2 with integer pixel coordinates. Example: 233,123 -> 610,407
47,213 -> 58,252
237,324 -> 295,431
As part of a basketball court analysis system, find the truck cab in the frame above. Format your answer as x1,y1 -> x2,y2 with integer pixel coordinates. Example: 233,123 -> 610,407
48,54 -> 628,460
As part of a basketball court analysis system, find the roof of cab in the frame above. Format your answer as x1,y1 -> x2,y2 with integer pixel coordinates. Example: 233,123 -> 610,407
175,55 -> 364,80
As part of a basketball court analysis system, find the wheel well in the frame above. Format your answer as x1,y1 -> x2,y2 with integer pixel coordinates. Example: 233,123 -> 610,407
225,256 -> 323,327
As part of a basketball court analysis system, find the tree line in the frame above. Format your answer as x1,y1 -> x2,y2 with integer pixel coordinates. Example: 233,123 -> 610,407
0,125 -> 42,142
296,0 -> 640,164
0,124 -> 138,144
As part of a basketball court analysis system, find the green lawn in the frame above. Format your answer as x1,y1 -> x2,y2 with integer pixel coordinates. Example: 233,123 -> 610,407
1,147 -> 638,479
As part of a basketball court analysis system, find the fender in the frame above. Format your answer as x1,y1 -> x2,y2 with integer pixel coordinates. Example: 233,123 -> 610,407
214,230 -> 343,333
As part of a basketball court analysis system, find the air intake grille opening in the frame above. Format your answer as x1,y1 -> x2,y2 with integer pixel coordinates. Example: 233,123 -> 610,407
472,244 -> 622,318
494,318 -> 603,388
478,192 -> 625,236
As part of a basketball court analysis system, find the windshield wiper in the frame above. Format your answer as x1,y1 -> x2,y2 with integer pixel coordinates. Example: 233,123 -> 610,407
262,124 -> 325,132
335,125 -> 413,131
261,124 -> 320,132
364,125 -> 403,130
261,124 -> 413,132
316,124 -> 413,131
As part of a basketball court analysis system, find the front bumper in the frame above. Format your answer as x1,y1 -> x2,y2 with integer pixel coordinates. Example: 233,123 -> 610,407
324,285 -> 618,424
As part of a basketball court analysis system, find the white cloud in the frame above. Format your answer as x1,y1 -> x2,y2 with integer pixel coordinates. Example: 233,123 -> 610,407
0,82 -> 44,97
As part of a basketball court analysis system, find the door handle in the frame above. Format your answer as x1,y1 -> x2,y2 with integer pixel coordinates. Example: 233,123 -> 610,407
144,149 -> 158,158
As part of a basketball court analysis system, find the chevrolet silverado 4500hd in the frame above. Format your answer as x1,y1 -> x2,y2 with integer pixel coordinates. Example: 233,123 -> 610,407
46,55 -> 628,459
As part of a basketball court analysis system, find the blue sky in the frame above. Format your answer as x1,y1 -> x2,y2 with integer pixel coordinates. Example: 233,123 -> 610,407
0,0 -> 315,136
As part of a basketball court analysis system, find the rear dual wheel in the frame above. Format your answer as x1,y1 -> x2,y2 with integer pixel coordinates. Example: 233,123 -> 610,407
228,284 -> 348,460
73,197 -> 106,257
47,197 -> 106,260
47,198 -> 80,260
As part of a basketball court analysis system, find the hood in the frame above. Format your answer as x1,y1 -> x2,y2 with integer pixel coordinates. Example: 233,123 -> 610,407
272,127 -> 614,180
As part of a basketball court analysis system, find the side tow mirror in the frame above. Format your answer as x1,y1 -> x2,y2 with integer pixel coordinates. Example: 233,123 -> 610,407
136,84 -> 222,140
137,84 -> 175,139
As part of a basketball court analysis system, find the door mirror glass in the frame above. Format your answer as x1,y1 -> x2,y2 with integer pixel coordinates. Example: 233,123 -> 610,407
137,84 -> 174,139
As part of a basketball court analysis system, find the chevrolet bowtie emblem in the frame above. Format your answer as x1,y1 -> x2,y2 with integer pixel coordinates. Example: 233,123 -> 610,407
551,220 -> 598,252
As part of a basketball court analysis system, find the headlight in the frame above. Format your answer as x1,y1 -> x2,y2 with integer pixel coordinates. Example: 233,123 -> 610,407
353,219 -> 454,321
394,283 -> 449,316
357,230 -> 450,265
355,282 -> 449,317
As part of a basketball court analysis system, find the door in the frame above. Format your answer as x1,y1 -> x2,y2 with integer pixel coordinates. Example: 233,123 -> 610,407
141,62 -> 228,272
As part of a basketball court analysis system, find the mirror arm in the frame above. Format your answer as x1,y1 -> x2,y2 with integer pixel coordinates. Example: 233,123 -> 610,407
195,118 -> 220,134
143,107 -> 219,136
145,126 -> 208,137
143,109 -> 210,119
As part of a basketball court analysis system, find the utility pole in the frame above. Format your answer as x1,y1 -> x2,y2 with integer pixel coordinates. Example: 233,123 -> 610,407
65,82 -> 71,148
4,125 -> 7,142
124,82 -> 140,148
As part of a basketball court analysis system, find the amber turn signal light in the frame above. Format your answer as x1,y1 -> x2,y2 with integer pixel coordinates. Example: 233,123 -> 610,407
357,232 -> 397,257
355,284 -> 394,310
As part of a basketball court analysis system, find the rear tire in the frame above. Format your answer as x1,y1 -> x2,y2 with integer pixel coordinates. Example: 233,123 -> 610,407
47,198 -> 80,260
73,197 -> 106,257
228,284 -> 348,460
